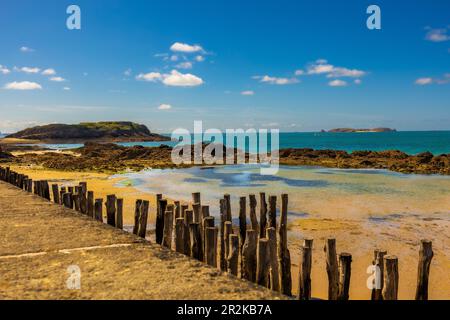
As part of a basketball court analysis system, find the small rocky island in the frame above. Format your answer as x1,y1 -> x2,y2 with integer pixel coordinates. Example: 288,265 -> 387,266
5,121 -> 170,143
325,128 -> 396,133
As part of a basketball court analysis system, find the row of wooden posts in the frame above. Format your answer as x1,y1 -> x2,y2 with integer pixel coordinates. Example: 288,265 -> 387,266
0,166 -> 435,300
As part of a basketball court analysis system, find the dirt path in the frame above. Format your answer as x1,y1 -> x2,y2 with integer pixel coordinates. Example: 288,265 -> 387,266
0,181 -> 285,300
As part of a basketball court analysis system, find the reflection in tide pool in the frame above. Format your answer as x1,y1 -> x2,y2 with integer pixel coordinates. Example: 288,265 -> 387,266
113,165 -> 450,220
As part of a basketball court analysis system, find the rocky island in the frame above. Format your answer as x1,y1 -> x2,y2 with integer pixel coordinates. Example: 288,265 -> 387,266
4,121 -> 170,143
326,128 -> 396,133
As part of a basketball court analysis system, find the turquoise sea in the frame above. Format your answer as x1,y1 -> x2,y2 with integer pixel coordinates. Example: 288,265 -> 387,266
13,131 -> 450,155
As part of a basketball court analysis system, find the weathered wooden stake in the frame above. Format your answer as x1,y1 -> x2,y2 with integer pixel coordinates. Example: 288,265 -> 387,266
257,238 -> 270,287
51,184 -> 59,204
224,221 -> 233,267
106,195 -> 117,227
278,194 -> 292,296
227,234 -> 239,276
239,196 -> 247,248
242,229 -> 257,282
189,222 -> 203,261
268,195 -> 277,229
415,240 -> 434,300
156,199 -> 168,244
162,206 -> 174,248
219,199 -> 227,271
249,194 -> 259,233
116,198 -> 123,229
87,191 -> 94,217
371,249 -> 386,300
224,194 -> 232,221
62,193 -> 72,208
205,227 -> 218,267
133,199 -> 143,235
266,227 -> 280,292
192,192 -> 201,206
138,200 -> 149,238
324,238 -> 339,300
203,216 -> 215,261
175,218 -> 185,253
94,199 -> 103,222
383,255 -> 399,300
338,253 -> 352,300
298,239 -> 313,300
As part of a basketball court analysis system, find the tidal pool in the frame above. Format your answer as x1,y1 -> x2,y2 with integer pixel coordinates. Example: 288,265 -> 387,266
114,165 -> 450,221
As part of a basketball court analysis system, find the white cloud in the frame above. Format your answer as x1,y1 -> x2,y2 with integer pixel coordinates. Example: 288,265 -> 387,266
170,55 -> 179,62
4,81 -> 42,90
158,104 -> 172,110
241,90 -> 255,96
50,76 -> 66,82
42,68 -> 56,76
415,74 -> 450,85
294,70 -> 305,76
170,42 -> 204,53
137,70 -> 203,87
0,65 -> 10,75
20,46 -> 35,53
307,60 -> 366,78
162,70 -> 203,87
63,87 -> 71,91
328,79 -> 348,87
425,28 -> 450,42
415,77 -> 433,85
19,66 -> 41,74
195,55 -> 205,62
354,79 -> 362,85
136,72 -> 163,82
257,75 -> 299,85
176,62 -> 193,69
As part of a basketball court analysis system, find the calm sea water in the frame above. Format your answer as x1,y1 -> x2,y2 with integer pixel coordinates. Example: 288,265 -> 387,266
16,131 -> 450,155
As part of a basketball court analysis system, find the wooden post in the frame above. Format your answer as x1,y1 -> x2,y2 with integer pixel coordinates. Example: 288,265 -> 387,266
266,227 -> 280,292
192,203 -> 201,223
268,195 -> 277,229
51,184 -> 59,204
156,199 -> 167,244
133,199 -> 143,235
189,223 -> 203,261
324,239 -> 340,300
116,198 -> 123,229
87,191 -> 94,217
203,216 -> 215,258
257,238 -> 270,287
62,193 -> 72,208
249,194 -> 259,233
162,206 -> 174,248
224,221 -> 233,267
192,192 -> 201,206
227,234 -> 239,276
224,194 -> 232,221
415,240 -> 434,300
138,200 -> 149,239
59,187 -> 66,204
371,249 -> 386,300
205,227 -> 218,267
239,196 -> 247,248
181,204 -> 188,218
175,218 -> 185,253
94,199 -> 103,222
383,255 -> 399,300
73,193 -> 81,211
27,179 -> 33,193
219,199 -> 227,271
338,253 -> 352,300
174,201 -> 181,219
106,195 -> 117,227
184,210 -> 193,255
298,239 -> 313,300
242,229 -> 257,282
278,194 -> 292,296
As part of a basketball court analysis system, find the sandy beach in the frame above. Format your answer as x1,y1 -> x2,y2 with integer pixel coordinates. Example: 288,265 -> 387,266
7,163 -> 449,300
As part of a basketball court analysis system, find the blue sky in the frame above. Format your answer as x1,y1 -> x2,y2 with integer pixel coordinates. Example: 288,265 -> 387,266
0,0 -> 449,133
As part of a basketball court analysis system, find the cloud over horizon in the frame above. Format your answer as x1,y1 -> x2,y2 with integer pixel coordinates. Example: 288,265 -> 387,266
4,81 -> 42,90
